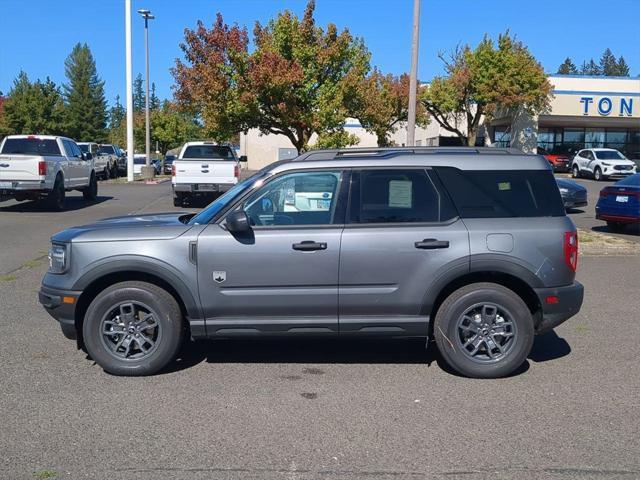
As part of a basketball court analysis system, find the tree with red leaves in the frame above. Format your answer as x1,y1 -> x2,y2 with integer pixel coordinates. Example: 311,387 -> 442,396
173,1 -> 370,153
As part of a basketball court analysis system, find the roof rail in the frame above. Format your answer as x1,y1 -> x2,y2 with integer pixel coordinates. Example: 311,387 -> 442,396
292,146 -> 523,162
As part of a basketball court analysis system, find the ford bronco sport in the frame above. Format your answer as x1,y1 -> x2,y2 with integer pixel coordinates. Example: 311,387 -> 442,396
39,147 -> 584,378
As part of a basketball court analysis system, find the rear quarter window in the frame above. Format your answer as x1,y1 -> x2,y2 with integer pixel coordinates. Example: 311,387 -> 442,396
435,168 -> 565,218
1,138 -> 61,156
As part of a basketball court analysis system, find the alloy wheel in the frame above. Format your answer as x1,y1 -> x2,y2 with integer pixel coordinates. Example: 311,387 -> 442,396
100,301 -> 161,360
455,303 -> 517,363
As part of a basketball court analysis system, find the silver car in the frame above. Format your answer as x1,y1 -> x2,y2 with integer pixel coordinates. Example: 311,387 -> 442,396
39,147 -> 584,378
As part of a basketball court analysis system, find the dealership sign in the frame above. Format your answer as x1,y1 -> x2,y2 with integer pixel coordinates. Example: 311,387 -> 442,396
579,96 -> 634,116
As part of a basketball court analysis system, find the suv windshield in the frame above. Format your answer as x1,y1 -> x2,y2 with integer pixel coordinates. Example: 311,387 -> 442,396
99,145 -> 115,155
78,144 -> 90,153
188,172 -> 268,225
595,150 -> 625,160
182,145 -> 235,160
1,138 -> 61,155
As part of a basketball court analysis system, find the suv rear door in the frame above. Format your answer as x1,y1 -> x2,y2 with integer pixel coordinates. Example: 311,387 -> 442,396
338,168 -> 470,335
196,169 -> 347,336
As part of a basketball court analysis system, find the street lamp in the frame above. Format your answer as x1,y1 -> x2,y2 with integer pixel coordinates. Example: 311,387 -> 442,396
138,8 -> 155,180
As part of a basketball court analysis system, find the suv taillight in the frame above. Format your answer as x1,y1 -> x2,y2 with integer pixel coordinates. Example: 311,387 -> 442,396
234,164 -> 239,178
171,164 -> 176,177
38,161 -> 47,176
564,231 -> 578,272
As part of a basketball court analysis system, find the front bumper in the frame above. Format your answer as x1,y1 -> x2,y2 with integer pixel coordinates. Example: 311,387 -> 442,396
533,281 -> 584,334
172,183 -> 235,194
39,285 -> 82,340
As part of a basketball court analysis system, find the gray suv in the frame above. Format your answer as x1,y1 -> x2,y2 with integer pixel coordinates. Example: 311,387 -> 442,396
39,147 -> 584,378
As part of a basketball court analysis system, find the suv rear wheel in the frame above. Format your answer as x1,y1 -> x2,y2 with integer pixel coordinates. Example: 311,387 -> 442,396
434,282 -> 534,378
83,281 -> 184,376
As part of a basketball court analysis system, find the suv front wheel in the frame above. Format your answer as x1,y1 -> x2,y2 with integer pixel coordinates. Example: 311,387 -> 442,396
83,281 -> 184,376
434,282 -> 534,378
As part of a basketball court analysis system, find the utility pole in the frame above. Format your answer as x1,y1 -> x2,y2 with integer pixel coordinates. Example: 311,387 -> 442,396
138,9 -> 155,180
125,0 -> 134,182
406,0 -> 421,146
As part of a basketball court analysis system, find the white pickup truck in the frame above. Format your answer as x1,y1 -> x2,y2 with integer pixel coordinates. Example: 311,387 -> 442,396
172,141 -> 246,207
78,142 -> 116,179
0,135 -> 98,210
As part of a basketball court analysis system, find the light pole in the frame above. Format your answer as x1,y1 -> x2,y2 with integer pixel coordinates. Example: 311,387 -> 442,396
406,0 -> 421,146
138,8 -> 155,180
125,0 -> 134,182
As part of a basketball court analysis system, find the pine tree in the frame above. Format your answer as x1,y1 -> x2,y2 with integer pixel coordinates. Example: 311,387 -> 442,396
133,74 -> 145,112
615,56 -> 630,76
150,83 -> 160,110
557,57 -> 578,74
4,71 -> 66,134
599,48 -> 617,76
108,95 -> 125,129
581,58 -> 601,75
63,43 -> 107,142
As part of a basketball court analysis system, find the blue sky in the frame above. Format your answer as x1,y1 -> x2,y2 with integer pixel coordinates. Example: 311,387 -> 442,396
1,0 -> 639,107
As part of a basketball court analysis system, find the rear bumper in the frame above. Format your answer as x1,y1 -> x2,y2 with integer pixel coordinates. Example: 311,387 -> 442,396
0,180 -> 48,193
39,285 -> 82,340
596,212 -> 640,224
173,183 -> 235,194
533,281 -> 584,334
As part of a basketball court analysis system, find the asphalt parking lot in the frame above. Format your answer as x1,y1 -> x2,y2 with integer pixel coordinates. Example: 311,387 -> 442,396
1,182 -> 639,479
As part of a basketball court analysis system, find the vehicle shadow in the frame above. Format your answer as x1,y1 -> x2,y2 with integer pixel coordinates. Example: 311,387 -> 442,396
566,208 -> 585,214
591,224 -> 639,236
0,195 -> 112,212
162,332 -> 571,377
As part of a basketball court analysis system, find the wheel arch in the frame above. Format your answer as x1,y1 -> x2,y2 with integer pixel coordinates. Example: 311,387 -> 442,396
73,259 -> 202,346
425,271 -> 542,336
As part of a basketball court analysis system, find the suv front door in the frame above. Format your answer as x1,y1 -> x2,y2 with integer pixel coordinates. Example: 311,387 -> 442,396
196,169 -> 347,336
338,168 -> 470,336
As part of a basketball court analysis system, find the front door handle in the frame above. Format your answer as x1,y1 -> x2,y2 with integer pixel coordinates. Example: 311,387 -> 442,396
415,238 -> 450,249
292,241 -> 327,251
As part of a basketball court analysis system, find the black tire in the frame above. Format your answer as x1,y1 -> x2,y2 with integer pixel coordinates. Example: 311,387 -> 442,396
82,173 -> 98,201
104,165 -> 111,180
110,162 -> 118,179
83,281 -> 184,376
607,221 -> 625,232
572,164 -> 580,178
434,282 -> 534,379
594,167 -> 603,181
173,193 -> 184,207
46,175 -> 66,211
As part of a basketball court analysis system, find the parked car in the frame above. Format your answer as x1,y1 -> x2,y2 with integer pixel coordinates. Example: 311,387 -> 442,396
0,135 -> 97,210
78,142 -> 113,179
595,173 -> 640,232
132,155 -> 148,176
98,144 -> 123,177
556,178 -> 587,210
571,148 -> 637,181
39,147 -> 583,378
172,141 -> 247,207
163,154 -> 176,175
538,147 -> 570,172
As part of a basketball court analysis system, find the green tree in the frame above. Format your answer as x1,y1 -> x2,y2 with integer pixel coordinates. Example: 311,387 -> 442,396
351,69 -> 427,147
581,58 -> 601,75
421,33 -> 552,146
150,83 -> 161,111
133,74 -> 145,112
63,43 -> 108,141
311,129 -> 359,150
599,48 -> 617,76
0,94 -> 10,137
557,57 -> 578,74
615,56 -> 630,76
3,72 -> 66,135
150,102 -> 201,155
107,95 -> 126,145
173,1 -> 370,153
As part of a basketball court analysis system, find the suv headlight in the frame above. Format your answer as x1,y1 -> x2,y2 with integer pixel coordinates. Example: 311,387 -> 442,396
48,243 -> 69,274
601,162 -> 611,166
559,187 -> 569,194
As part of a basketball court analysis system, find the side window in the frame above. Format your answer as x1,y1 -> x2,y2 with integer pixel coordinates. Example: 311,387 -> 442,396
349,169 -> 456,224
62,140 -> 73,157
241,170 -> 343,226
578,151 -> 588,158
587,151 -> 595,160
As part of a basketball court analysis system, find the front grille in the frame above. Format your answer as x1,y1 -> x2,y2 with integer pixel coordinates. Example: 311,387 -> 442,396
614,165 -> 633,171
574,191 -> 587,201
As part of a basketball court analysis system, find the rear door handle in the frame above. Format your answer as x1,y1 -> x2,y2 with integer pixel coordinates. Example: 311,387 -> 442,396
292,241 -> 327,251
415,238 -> 450,249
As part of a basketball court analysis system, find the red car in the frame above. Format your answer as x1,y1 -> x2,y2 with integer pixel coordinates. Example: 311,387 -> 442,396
538,147 -> 570,172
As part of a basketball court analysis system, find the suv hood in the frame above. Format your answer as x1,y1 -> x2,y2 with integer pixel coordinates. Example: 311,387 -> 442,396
51,212 -> 194,243
600,158 -> 635,166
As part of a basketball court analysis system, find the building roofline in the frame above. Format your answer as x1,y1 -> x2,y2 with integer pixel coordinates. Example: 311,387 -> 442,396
547,73 -> 640,80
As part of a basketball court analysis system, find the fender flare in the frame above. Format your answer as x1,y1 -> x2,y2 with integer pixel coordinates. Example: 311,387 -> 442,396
73,255 -> 202,320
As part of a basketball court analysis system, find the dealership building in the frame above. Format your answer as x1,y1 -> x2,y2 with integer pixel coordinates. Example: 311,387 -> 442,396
240,74 -> 640,170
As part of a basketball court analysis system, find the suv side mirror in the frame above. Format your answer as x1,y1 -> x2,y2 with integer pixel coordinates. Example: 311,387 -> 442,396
239,155 -> 248,163
84,152 -> 92,161
226,210 -> 251,233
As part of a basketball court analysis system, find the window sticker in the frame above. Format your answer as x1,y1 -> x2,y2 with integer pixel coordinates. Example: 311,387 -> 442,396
498,182 -> 511,191
389,180 -> 413,208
